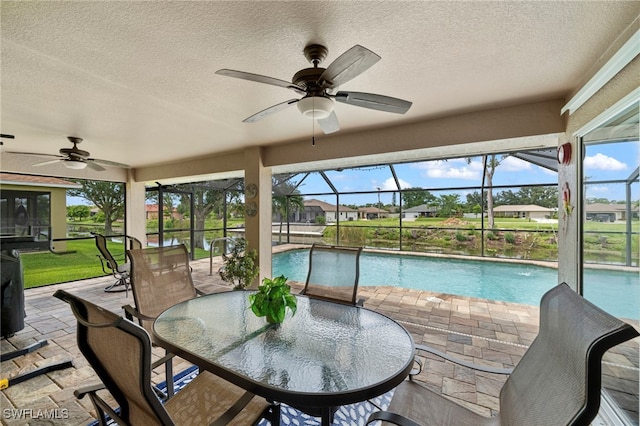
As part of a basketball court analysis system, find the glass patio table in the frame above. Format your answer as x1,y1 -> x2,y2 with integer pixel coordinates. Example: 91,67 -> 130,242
153,290 -> 415,425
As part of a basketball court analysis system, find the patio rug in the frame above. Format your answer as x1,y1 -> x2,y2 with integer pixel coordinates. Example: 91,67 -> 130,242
88,365 -> 393,425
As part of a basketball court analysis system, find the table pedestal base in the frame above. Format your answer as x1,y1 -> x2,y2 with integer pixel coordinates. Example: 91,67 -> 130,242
292,404 -> 337,426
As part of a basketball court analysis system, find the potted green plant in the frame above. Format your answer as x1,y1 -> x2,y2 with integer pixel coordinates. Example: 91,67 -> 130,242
218,238 -> 259,290
248,275 -> 297,324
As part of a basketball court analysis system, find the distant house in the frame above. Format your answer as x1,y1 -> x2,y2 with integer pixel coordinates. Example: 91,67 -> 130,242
585,203 -> 638,222
358,206 -> 389,220
493,204 -> 555,220
296,199 -> 358,223
145,204 -> 183,220
0,172 -> 81,250
403,204 -> 438,219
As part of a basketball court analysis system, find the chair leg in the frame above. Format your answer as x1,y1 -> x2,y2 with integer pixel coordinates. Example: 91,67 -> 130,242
104,275 -> 130,297
165,351 -> 174,397
103,278 -> 127,292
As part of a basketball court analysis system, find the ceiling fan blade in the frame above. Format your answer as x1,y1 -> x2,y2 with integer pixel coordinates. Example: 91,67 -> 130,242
319,45 -> 381,89
6,151 -> 62,159
85,160 -> 106,171
32,158 -> 63,167
334,91 -> 412,114
90,158 -> 131,169
243,99 -> 299,123
317,111 -> 340,134
216,69 -> 305,94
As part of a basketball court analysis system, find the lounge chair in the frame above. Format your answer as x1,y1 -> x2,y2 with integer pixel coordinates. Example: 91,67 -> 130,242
94,233 -> 131,294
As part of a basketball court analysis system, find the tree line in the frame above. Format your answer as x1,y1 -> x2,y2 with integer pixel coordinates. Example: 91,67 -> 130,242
400,186 -> 558,210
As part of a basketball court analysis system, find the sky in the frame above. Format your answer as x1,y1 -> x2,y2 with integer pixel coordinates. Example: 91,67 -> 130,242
301,140 -> 638,205
67,140 -> 639,207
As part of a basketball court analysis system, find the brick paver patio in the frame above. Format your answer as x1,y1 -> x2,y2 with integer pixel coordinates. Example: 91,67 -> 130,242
1,247 -> 638,425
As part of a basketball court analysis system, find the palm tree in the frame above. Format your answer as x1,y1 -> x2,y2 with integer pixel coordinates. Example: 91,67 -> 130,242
272,176 -> 305,243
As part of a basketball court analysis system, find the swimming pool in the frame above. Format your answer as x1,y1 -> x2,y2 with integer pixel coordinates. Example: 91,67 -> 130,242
273,250 -> 639,320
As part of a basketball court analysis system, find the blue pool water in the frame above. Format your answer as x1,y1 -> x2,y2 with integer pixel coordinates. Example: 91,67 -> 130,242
273,250 -> 639,320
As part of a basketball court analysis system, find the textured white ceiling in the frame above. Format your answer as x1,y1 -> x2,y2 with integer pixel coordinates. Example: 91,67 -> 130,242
1,1 -> 638,171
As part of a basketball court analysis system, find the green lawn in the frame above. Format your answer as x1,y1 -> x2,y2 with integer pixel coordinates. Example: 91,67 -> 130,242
21,239 -> 117,288
21,237 -> 214,288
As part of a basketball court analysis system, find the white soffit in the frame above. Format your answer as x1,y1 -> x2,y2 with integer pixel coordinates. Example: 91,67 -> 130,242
562,29 -> 640,115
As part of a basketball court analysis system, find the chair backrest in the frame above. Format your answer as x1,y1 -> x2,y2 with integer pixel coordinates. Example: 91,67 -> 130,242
94,233 -> 120,271
53,289 -> 175,425
498,283 -> 639,426
302,244 -> 363,305
126,244 -> 197,335
127,235 -> 143,250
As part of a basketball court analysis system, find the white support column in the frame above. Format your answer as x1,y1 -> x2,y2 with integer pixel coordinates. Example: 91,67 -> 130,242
244,147 -> 272,287
556,133 -> 580,291
125,170 -> 147,245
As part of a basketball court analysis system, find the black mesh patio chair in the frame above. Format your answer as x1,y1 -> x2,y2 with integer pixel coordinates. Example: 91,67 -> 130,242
123,244 -> 206,397
366,282 -> 639,426
94,233 -> 130,294
53,289 -> 279,426
301,244 -> 364,306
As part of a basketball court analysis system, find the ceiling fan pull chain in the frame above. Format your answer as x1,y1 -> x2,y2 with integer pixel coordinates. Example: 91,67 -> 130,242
312,97 -> 316,146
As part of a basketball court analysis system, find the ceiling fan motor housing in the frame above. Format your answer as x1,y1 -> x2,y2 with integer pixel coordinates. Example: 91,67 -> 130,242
292,68 -> 325,93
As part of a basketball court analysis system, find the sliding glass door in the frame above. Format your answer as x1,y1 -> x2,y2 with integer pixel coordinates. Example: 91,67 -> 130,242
580,101 -> 639,321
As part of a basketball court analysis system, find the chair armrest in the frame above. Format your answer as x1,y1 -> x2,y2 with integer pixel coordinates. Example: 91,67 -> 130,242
414,343 -> 513,375
95,255 -> 111,275
151,352 -> 175,370
75,383 -> 126,426
74,383 -> 106,399
122,304 -> 156,322
366,411 -> 421,426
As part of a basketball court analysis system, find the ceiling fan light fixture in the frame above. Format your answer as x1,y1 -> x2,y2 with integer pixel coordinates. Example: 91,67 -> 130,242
297,96 -> 334,120
63,159 -> 87,170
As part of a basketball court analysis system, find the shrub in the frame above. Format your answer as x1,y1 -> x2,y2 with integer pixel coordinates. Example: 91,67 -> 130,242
219,238 -> 259,289
455,231 -> 467,242
505,232 -> 516,244
340,226 -> 366,245
314,215 -> 326,225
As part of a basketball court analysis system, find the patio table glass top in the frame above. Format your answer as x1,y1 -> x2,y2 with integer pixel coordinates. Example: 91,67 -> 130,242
153,290 -> 415,409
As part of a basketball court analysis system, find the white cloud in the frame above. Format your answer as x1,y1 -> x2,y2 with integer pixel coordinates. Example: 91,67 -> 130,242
584,153 -> 627,171
417,159 -> 482,180
588,186 -> 609,193
376,177 -> 411,190
500,156 -> 532,172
